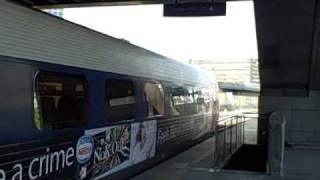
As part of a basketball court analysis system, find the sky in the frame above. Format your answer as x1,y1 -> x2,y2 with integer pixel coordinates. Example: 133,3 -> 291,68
63,2 -> 258,63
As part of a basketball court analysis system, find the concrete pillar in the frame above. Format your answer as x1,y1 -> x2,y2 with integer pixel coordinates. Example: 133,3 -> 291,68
254,0 -> 320,177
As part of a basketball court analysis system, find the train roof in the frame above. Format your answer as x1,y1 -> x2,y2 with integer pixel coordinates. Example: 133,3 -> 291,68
0,0 -> 215,86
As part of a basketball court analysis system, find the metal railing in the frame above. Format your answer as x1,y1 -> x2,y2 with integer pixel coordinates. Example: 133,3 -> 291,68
213,112 -> 259,169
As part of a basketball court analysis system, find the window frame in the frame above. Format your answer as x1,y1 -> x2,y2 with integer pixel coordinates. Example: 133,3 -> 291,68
104,77 -> 137,124
194,86 -> 213,114
167,83 -> 199,117
143,81 -> 165,119
33,70 -> 90,131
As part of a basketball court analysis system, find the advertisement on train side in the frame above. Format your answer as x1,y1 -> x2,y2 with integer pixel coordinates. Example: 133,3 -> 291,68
157,116 -> 210,152
79,120 -> 157,180
0,115 -> 211,180
0,141 -> 78,180
0,120 -> 157,180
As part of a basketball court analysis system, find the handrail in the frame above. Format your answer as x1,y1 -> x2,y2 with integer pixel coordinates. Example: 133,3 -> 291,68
214,112 -> 260,169
218,111 -> 265,122
217,113 -> 243,122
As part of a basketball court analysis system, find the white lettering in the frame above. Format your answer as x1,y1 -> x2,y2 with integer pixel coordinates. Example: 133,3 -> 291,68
12,164 -> 22,180
66,147 -> 74,166
94,149 -> 102,162
0,169 -> 5,180
45,148 -> 49,175
1,146 -> 77,180
39,155 -> 46,177
29,158 -> 39,180
50,150 -> 65,172
94,147 -> 110,164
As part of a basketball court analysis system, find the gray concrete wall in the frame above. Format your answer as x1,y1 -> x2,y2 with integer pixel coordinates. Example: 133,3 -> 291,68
255,0 -> 320,177
260,92 -> 320,145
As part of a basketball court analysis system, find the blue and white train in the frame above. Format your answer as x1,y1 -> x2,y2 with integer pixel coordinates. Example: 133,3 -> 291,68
0,1 -> 219,179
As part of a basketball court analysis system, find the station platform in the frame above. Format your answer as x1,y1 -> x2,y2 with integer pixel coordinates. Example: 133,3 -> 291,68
131,137 -> 216,180
130,137 -> 303,180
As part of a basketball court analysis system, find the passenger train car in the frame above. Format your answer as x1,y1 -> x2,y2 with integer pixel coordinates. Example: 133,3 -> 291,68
0,1 -> 219,179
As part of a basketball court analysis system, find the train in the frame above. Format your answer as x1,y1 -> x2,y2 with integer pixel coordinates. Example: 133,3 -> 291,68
0,0 -> 219,179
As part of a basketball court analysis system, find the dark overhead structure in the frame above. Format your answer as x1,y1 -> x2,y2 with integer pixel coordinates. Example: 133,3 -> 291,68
15,0 -> 241,8
16,0 -> 162,7
16,0 -> 227,17
219,82 -> 259,95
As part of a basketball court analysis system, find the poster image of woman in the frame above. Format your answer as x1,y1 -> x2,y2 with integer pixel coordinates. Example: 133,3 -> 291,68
130,120 -> 156,164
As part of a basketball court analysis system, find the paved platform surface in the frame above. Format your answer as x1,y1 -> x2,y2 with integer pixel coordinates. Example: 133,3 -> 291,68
130,137 -> 271,180
131,137 -> 216,180
130,137 -> 309,180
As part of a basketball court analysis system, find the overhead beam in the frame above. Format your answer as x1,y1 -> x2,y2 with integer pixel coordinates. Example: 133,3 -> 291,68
12,0 -> 250,9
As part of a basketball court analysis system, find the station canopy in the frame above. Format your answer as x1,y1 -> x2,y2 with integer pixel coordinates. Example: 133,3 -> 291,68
15,0 -> 232,8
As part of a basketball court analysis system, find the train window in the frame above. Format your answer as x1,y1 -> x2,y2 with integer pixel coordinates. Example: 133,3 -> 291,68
183,86 -> 197,115
185,86 -> 194,104
144,83 -> 165,117
203,88 -> 213,112
105,79 -> 135,122
34,72 -> 89,131
194,87 -> 212,113
194,88 -> 206,113
169,85 -> 197,116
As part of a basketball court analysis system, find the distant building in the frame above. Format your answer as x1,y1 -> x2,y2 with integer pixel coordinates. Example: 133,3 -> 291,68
44,9 -> 64,18
188,59 -> 259,85
188,59 -> 259,111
